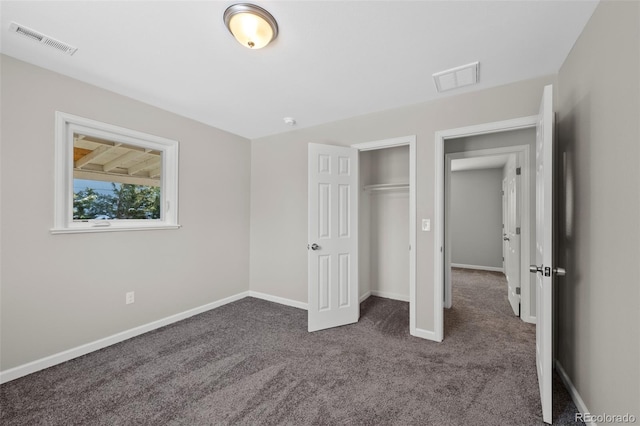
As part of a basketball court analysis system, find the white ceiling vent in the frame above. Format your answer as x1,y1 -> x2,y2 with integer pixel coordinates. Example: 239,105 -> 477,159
433,61 -> 479,93
9,22 -> 77,56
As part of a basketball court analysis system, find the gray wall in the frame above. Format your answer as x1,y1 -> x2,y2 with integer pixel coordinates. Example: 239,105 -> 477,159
0,56 -> 252,371
360,146 -> 410,300
556,0 -> 640,418
249,74 -> 555,333
449,168 -> 503,269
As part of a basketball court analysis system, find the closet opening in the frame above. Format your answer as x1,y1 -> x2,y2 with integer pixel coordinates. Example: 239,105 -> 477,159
359,145 -> 410,304
351,136 -> 418,337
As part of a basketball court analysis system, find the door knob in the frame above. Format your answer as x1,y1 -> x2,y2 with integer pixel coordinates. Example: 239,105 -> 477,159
503,237 -> 510,241
530,265 -> 566,277
310,243 -> 320,251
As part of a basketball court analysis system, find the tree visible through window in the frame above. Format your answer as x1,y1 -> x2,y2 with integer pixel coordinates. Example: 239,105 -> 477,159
73,182 -> 161,220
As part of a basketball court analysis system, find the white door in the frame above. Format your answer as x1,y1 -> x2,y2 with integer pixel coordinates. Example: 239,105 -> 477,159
308,143 -> 359,332
533,84 -> 558,424
505,156 -> 521,316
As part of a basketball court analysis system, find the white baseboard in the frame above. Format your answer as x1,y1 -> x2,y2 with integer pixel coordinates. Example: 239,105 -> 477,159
555,360 -> 594,426
451,263 -> 504,273
359,291 -> 371,303
371,290 -> 410,302
411,327 -> 442,342
248,291 -> 308,310
0,291 -> 250,384
0,288 -> 414,384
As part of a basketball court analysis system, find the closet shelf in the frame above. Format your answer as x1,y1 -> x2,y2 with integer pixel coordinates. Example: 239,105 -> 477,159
363,183 -> 410,192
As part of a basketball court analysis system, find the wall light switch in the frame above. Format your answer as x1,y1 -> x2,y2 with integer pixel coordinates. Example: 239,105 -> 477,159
422,219 -> 431,232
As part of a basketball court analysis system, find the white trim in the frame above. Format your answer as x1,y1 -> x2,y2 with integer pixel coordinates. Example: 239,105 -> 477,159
352,136 -> 414,151
248,291 -> 308,310
436,116 -> 538,139
352,136 -> 417,339
411,327 -> 439,341
359,291 -> 372,303
451,263 -> 504,273
0,291 -> 249,384
435,115 -> 538,341
370,290 -> 410,302
434,128 -> 445,342
555,360 -> 595,426
51,224 -> 181,234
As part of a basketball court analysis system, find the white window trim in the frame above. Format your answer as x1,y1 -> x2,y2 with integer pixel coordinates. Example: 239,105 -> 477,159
52,112 -> 180,234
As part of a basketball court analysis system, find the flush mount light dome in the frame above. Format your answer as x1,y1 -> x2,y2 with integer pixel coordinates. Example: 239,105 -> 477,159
224,3 -> 278,49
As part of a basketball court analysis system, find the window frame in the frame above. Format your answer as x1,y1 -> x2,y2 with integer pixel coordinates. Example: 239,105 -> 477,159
52,112 -> 180,234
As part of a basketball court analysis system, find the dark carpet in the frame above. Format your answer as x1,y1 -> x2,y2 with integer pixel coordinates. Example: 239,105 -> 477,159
1,268 -> 582,425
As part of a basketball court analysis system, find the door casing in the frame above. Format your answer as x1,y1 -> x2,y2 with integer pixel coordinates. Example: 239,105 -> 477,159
434,116 -> 538,341
505,154 -> 522,317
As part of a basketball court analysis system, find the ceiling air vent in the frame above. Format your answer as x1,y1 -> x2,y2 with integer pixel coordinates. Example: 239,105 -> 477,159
9,22 -> 78,56
433,61 -> 479,93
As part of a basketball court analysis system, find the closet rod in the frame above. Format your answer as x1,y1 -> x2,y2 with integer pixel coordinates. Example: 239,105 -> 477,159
363,183 -> 410,192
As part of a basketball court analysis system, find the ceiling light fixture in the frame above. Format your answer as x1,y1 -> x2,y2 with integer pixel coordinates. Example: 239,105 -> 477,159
223,3 -> 278,49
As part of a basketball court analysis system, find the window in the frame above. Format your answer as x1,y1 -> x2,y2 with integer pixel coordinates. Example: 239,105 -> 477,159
52,112 -> 179,233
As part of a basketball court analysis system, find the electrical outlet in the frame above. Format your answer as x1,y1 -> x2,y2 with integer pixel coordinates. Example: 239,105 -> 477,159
125,291 -> 135,305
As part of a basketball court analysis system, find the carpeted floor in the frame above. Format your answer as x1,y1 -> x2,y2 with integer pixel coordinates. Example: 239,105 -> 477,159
1,268 -> 582,425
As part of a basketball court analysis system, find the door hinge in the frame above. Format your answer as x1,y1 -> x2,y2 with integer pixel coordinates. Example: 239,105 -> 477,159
516,227 -> 521,235
516,167 -> 521,175
515,287 -> 521,295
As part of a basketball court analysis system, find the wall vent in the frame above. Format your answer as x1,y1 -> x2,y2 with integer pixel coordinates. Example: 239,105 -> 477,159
433,61 -> 479,93
9,22 -> 77,56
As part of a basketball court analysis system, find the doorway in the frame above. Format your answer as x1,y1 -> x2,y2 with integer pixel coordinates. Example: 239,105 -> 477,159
434,116 -> 539,342
443,142 -> 533,322
352,136 -> 417,336
359,146 -> 410,304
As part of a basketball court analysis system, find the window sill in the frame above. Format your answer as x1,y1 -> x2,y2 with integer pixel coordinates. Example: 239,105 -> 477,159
50,224 -> 181,234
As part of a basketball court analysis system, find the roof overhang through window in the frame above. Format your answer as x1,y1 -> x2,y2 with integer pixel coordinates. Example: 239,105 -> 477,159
73,133 -> 162,187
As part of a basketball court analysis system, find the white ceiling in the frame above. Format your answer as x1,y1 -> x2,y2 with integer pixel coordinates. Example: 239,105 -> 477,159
451,154 -> 511,172
0,1 -> 599,139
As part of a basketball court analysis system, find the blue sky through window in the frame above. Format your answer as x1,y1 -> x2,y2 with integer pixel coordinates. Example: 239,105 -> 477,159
74,179 -> 120,196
